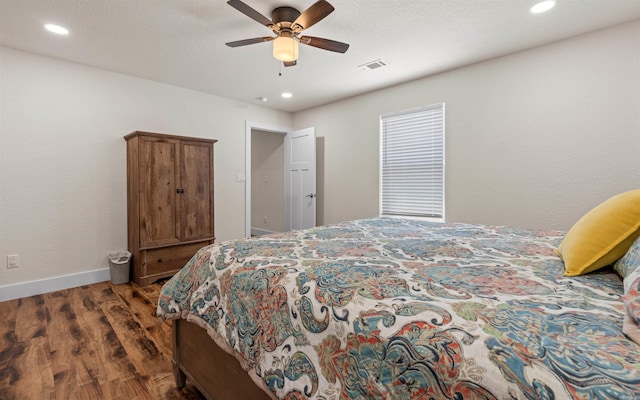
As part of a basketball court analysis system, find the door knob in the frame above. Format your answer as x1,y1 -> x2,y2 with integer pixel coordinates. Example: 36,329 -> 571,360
305,193 -> 315,198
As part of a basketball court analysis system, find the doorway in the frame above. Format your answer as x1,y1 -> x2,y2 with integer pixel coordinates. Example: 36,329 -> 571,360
244,121 -> 317,238
245,121 -> 288,238
250,129 -> 285,237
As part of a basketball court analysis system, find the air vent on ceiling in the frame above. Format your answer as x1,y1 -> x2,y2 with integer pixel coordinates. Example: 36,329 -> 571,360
359,59 -> 387,71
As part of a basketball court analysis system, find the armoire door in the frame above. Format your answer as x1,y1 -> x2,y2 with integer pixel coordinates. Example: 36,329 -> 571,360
139,136 -> 181,247
179,140 -> 214,242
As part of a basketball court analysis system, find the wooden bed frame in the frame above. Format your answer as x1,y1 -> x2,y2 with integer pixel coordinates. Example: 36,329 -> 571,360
172,319 -> 272,400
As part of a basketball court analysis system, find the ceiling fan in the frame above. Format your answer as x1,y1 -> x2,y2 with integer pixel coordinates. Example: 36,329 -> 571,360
225,0 -> 349,67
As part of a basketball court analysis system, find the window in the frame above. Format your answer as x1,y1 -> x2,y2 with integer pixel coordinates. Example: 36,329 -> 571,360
380,103 -> 445,220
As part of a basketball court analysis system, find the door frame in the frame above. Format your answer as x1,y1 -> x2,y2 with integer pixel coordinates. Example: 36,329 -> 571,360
245,121 -> 290,238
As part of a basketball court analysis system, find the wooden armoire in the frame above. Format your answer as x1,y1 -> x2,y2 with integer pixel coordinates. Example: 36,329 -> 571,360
124,131 -> 216,286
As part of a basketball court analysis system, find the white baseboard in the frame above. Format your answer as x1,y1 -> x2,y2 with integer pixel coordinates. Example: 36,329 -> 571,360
0,268 -> 111,302
251,227 -> 278,237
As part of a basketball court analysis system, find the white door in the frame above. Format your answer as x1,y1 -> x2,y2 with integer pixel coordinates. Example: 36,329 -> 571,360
285,127 -> 316,231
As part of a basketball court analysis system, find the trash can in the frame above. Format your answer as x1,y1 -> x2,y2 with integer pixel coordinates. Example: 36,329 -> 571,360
108,251 -> 131,284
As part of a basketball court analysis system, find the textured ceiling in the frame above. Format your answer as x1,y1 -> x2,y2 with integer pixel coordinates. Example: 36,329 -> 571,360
1,0 -> 640,112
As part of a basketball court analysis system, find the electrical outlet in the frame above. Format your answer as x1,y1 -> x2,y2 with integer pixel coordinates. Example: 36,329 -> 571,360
264,216 -> 268,224
7,254 -> 19,269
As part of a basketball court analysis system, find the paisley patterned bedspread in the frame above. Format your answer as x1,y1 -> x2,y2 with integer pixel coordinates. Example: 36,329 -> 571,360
157,217 -> 640,399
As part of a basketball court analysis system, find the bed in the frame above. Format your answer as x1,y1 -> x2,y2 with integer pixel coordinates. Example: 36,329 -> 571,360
157,217 -> 640,399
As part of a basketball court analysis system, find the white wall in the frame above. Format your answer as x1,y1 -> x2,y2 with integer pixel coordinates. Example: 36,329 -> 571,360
294,20 -> 640,231
0,46 -> 291,292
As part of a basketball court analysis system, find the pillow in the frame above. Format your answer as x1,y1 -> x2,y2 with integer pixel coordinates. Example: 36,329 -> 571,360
623,263 -> 640,295
625,276 -> 640,323
614,235 -> 640,280
623,276 -> 640,344
556,189 -> 640,277
615,240 -> 640,345
623,314 -> 640,345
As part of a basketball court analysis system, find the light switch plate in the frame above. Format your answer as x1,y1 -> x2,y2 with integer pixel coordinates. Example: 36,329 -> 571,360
7,254 -> 19,269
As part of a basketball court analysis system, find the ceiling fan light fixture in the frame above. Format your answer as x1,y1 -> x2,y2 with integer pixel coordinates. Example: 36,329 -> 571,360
226,1 -> 348,66
273,36 -> 299,62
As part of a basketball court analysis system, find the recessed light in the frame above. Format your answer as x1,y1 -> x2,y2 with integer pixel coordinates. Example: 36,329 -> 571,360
44,24 -> 69,35
530,0 -> 556,14
256,96 -> 268,102
281,92 -> 293,99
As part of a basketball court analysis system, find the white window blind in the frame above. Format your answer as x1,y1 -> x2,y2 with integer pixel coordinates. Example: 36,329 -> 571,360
380,103 -> 445,219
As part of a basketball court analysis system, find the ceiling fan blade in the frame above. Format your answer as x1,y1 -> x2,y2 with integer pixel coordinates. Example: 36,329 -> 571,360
226,37 -> 274,47
284,60 -> 297,67
227,0 -> 273,27
299,36 -> 349,53
292,0 -> 334,30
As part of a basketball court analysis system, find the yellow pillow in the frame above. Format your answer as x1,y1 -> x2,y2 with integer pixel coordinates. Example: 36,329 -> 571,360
557,189 -> 640,276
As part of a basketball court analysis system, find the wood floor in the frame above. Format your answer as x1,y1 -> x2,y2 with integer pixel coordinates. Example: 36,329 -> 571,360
0,280 -> 206,400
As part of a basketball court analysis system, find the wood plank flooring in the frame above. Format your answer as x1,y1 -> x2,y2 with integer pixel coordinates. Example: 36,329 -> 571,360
0,280 -> 205,400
